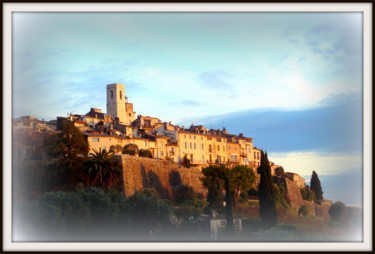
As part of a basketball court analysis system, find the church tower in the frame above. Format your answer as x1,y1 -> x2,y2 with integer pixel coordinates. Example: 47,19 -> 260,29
107,83 -> 126,124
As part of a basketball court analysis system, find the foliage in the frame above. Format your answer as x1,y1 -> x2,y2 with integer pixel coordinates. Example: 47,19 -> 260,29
300,185 -> 316,201
127,189 -> 172,233
298,205 -> 309,217
182,154 -> 191,168
173,198 -> 208,221
230,165 -> 256,209
274,166 -> 285,178
200,164 -> 227,210
329,201 -> 347,222
14,188 -> 130,239
273,184 -> 288,208
109,145 -> 123,154
122,143 -> 139,156
45,119 -> 88,161
169,170 -> 182,187
224,172 -> 234,233
83,149 -> 122,190
310,171 -> 323,203
258,151 -> 278,228
239,192 -> 248,203
138,149 -> 153,158
172,184 -> 196,204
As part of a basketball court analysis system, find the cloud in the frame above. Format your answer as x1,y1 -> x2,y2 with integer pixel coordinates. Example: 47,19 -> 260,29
197,70 -> 235,90
197,93 -> 363,154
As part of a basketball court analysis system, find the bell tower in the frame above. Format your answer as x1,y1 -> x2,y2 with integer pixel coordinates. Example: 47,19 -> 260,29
107,83 -> 126,124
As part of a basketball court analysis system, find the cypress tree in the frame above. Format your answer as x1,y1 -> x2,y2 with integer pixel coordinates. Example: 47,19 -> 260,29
258,151 -> 278,228
310,171 -> 323,203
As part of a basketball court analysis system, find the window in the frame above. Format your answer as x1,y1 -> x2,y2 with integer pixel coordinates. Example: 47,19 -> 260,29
171,147 -> 174,153
257,153 -> 260,159
92,138 -> 99,142
120,91 -> 122,100
217,145 -> 220,151
209,145 -> 212,152
190,154 -> 193,161
159,142 -> 163,147
216,138 -> 221,142
249,148 -> 251,152
229,145 -> 231,149
234,147 -> 237,150
144,141 -> 147,147
194,143 -> 196,149
223,146 -> 225,151
111,90 -> 113,99
194,136 -> 196,139
254,152 -> 256,158
184,134 -> 186,138
161,151 -> 164,156
189,135 -> 191,139
201,144 -> 204,150
185,142 -> 187,148
190,143 -> 192,149
201,137 -> 203,140
202,155 -> 204,162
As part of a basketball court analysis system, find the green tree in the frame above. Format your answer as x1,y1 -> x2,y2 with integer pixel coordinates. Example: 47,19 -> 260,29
172,184 -> 196,205
84,148 -> 122,190
258,151 -> 278,228
224,172 -> 234,233
122,144 -> 139,156
109,144 -> 123,154
127,189 -> 172,234
298,205 -> 309,217
300,185 -> 316,201
201,164 -> 227,210
45,119 -> 89,190
310,171 -> 323,203
230,165 -> 256,209
139,149 -> 153,158
329,201 -> 347,222
45,119 -> 89,161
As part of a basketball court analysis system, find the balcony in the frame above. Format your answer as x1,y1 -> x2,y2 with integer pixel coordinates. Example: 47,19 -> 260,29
190,159 -> 206,165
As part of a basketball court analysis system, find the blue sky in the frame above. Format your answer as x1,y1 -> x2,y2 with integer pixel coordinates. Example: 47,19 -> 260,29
12,12 -> 363,206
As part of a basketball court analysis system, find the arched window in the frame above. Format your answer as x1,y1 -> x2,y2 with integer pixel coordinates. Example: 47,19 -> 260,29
120,91 -> 122,100
111,90 -> 113,99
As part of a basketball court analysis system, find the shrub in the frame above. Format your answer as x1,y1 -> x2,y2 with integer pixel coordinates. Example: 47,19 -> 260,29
300,185 -> 316,202
122,144 -> 139,156
138,149 -> 153,158
298,205 -> 309,217
239,192 -> 248,203
329,201 -> 347,222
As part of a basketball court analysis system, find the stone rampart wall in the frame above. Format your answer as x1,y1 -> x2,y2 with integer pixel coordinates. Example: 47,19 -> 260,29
120,155 -> 207,197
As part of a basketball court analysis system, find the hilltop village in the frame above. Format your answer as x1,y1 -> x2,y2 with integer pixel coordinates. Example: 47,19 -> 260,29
13,83 -> 306,187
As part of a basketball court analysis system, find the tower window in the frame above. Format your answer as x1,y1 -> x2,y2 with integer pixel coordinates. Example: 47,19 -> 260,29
120,91 -> 122,100
111,90 -> 113,99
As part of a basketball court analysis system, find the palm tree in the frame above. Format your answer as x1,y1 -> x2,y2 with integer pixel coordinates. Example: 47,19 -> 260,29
84,148 -> 122,190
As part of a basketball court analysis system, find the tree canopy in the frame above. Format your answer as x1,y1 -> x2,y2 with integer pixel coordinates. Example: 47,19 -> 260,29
122,143 -> 139,156
45,119 -> 89,162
